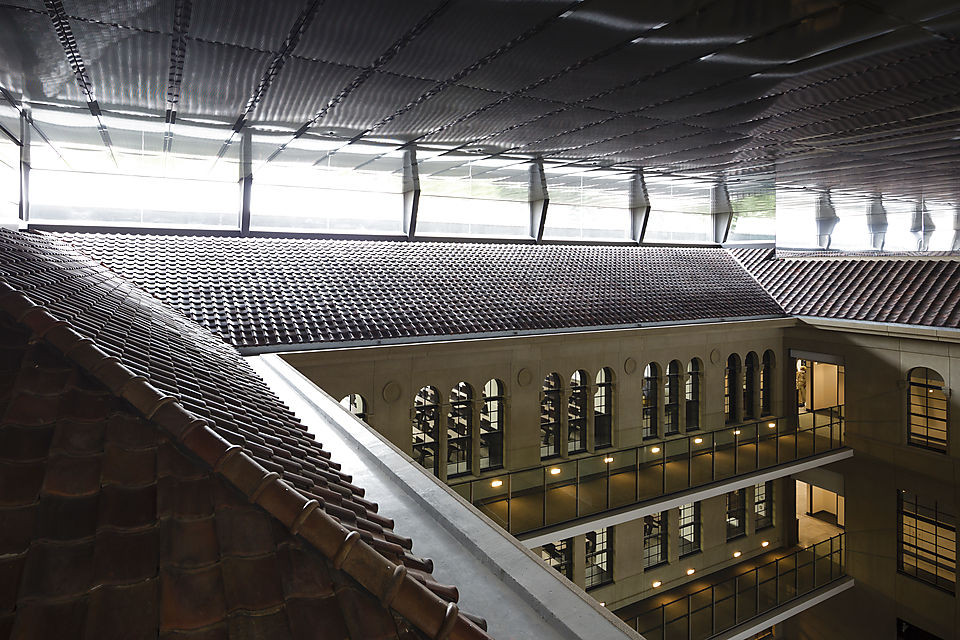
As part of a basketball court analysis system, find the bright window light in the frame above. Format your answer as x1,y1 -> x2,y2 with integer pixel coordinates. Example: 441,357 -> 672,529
31,169 -> 239,229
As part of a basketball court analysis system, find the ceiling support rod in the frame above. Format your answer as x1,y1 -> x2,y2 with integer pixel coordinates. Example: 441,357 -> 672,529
529,159 -> 548,243
909,200 -> 935,251
629,169 -> 650,244
19,108 -> 30,225
239,129 -> 252,236
711,179 -> 733,245
815,191 -> 838,250
952,206 -> 960,252
866,195 -> 887,250
402,147 -> 421,239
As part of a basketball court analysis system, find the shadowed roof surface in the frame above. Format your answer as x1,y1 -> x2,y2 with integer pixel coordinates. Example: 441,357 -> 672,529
731,248 -> 960,328
51,232 -> 786,350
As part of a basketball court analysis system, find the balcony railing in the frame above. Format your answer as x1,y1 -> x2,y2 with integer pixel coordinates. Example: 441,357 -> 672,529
451,406 -> 845,535
623,533 -> 846,640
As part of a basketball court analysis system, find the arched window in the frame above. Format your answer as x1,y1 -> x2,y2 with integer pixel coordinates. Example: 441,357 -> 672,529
725,354 -> 740,424
568,370 -> 588,454
412,386 -> 440,475
664,360 -> 681,435
686,359 -> 702,430
761,350 -> 774,416
480,379 -> 505,470
642,363 -> 660,439
541,373 -> 562,459
447,382 -> 473,478
594,368 -> 614,449
908,367 -> 948,452
744,352 -> 759,420
340,393 -> 367,420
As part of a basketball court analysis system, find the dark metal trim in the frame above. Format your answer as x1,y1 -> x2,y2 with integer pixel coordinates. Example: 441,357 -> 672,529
402,147 -> 421,239
30,223 -> 728,248
214,0 -> 324,161
43,0 -> 117,166
19,109 -> 30,222
163,0 -> 192,154
240,129 -> 253,235
529,159 -> 548,243
629,170 -> 651,244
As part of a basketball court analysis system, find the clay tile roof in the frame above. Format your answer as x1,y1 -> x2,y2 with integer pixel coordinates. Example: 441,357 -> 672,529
50,233 -> 785,350
730,248 -> 960,329
0,229 -> 489,640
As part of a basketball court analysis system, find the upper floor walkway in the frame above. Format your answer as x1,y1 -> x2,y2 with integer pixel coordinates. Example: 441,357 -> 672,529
619,533 -> 849,640
450,407 -> 847,539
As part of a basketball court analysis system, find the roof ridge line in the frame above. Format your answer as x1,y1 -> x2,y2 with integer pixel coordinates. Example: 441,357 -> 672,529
725,247 -> 787,316
0,282 -> 491,640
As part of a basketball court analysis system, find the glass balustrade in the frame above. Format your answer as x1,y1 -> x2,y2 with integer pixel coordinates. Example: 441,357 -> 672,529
625,533 -> 845,640
450,406 -> 845,535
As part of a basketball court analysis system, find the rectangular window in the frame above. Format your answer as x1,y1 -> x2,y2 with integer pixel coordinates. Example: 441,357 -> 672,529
899,490 -> 956,592
754,481 -> 773,530
540,539 -> 572,579
679,502 -> 701,557
643,513 -> 667,568
727,489 -> 747,540
585,528 -> 613,589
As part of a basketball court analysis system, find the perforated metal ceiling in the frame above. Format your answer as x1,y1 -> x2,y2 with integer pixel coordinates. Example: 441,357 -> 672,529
1,0 -> 959,201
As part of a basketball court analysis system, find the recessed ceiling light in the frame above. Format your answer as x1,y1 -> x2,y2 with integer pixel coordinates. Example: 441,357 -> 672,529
761,541 -> 769,547
686,568 -> 695,575
603,456 -> 614,463
650,446 -> 661,454
733,551 -> 742,558
652,580 -> 662,588
491,479 -> 502,488
549,467 -> 561,475
694,437 -> 703,444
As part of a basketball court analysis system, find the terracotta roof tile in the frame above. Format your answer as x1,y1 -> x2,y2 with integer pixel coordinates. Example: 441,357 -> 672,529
51,232 -> 785,349
731,248 -> 960,329
0,230 -> 490,640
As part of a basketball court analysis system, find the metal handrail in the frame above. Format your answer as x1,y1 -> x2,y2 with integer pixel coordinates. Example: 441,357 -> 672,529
450,405 -> 845,535
626,532 -> 846,640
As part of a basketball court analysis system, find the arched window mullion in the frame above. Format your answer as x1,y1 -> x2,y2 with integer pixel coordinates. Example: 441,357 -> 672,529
725,354 -> 741,425
686,359 -> 702,431
908,367 -> 948,452
760,350 -> 774,416
568,370 -> 588,454
744,352 -> 759,420
481,379 -> 505,471
594,368 -> 614,449
340,393 -> 368,421
541,373 -> 562,459
642,363 -> 660,439
665,361 -> 681,435
412,386 -> 440,476
447,382 -> 473,478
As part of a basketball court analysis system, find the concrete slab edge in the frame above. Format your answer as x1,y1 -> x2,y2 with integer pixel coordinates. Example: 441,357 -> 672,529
251,354 -> 642,640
